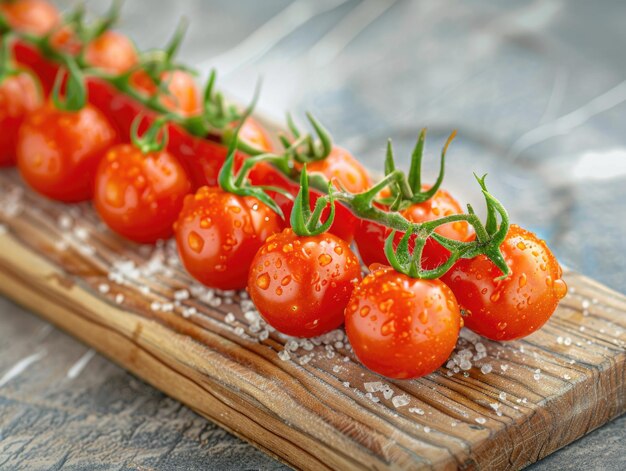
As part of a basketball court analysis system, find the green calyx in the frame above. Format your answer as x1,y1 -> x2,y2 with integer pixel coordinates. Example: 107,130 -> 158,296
217,96 -> 288,219
383,175 -> 511,280
378,129 -> 455,211
51,56 -> 87,111
0,34 -> 18,82
130,114 -> 170,154
278,112 -> 332,163
290,166 -> 335,237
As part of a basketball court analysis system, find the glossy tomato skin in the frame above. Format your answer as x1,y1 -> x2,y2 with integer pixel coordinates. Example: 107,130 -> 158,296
248,228 -> 362,338
355,187 -> 469,270
305,146 -> 371,194
0,70 -> 43,166
345,265 -> 462,379
131,69 -> 200,116
0,0 -> 59,35
84,31 -> 138,75
94,144 -> 192,243
238,117 -> 273,152
175,187 -> 283,290
16,103 -> 118,202
442,225 -> 567,341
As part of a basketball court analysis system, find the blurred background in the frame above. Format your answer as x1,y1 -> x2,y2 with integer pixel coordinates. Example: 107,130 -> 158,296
2,0 -> 625,469
70,0 -> 625,292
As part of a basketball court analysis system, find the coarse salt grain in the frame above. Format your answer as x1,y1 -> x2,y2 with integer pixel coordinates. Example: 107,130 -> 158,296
364,381 -> 383,393
174,289 -> 189,301
409,407 -> 425,415
475,417 -> 487,424
115,293 -> 124,304
98,283 -> 110,294
392,395 -> 410,408
480,364 -> 493,374
224,313 -> 236,324
278,350 -> 290,361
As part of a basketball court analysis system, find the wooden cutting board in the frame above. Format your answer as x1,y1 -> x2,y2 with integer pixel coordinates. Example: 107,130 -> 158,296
0,166 -> 624,470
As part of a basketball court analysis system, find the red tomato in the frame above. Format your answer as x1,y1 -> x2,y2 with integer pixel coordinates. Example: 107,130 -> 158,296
237,117 -> 273,152
174,186 -> 283,290
355,187 -> 469,270
49,25 -> 82,56
84,31 -> 138,75
303,146 -> 371,194
0,70 -> 43,166
442,224 -> 567,341
0,0 -> 59,35
345,265 -> 462,379
248,228 -> 361,338
16,102 -> 118,202
131,69 -> 200,116
94,144 -> 192,243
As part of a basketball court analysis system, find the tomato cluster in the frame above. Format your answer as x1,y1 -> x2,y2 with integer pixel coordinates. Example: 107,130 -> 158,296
0,0 -> 568,381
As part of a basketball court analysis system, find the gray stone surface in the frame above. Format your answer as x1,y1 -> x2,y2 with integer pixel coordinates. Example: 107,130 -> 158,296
1,0 -> 625,469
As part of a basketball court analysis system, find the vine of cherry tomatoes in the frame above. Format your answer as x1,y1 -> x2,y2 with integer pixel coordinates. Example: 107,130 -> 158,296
0,0 -> 568,381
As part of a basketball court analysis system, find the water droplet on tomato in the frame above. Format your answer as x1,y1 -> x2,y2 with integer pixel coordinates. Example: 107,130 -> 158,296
282,244 -> 294,253
359,306 -> 370,317
281,275 -> 291,286
517,241 -> 526,250
228,205 -> 241,213
378,299 -> 394,313
497,321 -> 507,331
381,319 -> 396,336
318,253 -> 332,266
200,217 -> 212,228
333,245 -> 343,255
275,287 -> 283,296
256,273 -> 270,290
545,276 -> 553,287
188,231 -> 204,253
553,278 -> 568,299
490,292 -> 501,303
418,310 -> 429,324
518,273 -> 527,288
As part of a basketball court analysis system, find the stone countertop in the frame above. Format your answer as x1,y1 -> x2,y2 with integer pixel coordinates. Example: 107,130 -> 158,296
1,0 -> 624,469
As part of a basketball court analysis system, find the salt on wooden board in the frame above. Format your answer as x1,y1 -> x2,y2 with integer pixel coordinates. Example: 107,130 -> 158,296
0,166 -> 624,470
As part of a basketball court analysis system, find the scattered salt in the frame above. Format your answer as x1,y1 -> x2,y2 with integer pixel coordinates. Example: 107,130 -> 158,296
423,426 -> 431,433
475,417 -> 487,424
409,407 -> 425,415
224,313 -> 236,324
364,381 -> 383,393
115,293 -> 124,304
480,364 -> 493,374
98,283 -> 110,294
174,289 -> 189,301
392,395 -> 410,408
499,392 -> 507,400
278,350 -> 290,361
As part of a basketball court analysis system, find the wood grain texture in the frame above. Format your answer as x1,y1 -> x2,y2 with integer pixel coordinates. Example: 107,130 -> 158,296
0,168 -> 624,471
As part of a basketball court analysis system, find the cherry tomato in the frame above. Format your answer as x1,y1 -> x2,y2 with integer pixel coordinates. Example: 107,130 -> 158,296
248,228 -> 361,338
84,31 -> 138,75
94,144 -> 191,243
174,186 -> 283,290
16,102 -> 118,202
49,24 -> 82,56
237,117 -> 273,152
355,187 -> 469,270
345,265 -> 461,379
131,69 -> 200,116
0,0 -> 59,35
0,69 -> 43,166
442,224 -> 567,341
304,146 -> 371,194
